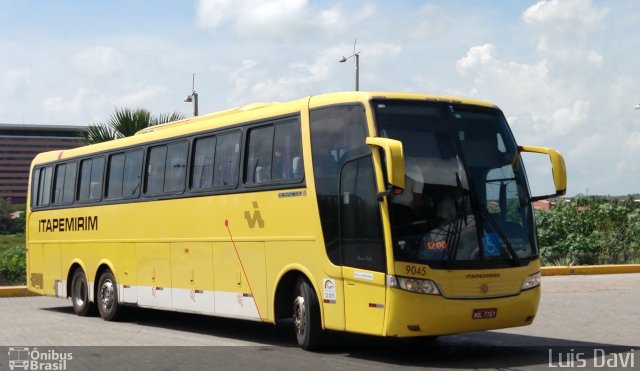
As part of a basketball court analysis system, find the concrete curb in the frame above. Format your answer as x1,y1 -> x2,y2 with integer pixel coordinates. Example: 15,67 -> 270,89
541,264 -> 640,276
0,286 -> 37,298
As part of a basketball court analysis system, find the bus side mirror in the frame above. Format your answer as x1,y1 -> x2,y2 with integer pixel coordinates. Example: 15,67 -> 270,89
519,146 -> 567,201
366,137 -> 405,189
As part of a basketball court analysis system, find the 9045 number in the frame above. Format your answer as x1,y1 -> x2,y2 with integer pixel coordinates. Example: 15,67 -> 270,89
405,265 -> 426,276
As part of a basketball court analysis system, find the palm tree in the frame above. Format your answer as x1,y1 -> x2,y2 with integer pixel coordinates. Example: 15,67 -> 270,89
82,108 -> 186,144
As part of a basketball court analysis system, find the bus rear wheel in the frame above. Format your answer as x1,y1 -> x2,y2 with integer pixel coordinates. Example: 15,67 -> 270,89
292,278 -> 322,349
70,268 -> 96,316
97,269 -> 123,321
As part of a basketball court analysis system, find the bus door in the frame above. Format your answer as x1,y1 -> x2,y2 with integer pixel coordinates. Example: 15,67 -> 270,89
339,154 -> 387,335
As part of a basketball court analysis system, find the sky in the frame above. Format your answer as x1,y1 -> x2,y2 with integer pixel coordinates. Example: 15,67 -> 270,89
1,0 -> 639,196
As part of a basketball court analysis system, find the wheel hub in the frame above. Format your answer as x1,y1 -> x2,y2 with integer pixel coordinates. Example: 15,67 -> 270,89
293,296 -> 306,335
100,279 -> 115,311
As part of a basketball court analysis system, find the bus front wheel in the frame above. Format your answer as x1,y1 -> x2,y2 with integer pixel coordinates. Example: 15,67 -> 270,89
97,269 -> 123,321
292,278 -> 322,349
70,268 -> 96,316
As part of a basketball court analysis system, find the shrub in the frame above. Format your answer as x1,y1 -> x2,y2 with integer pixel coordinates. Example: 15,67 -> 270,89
0,245 -> 26,285
536,195 -> 640,265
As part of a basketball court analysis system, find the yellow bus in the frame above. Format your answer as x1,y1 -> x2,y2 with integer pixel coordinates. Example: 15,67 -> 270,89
26,92 -> 566,348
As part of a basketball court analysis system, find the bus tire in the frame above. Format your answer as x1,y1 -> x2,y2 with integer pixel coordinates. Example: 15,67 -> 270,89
293,278 -> 322,349
97,269 -> 122,321
70,268 -> 96,316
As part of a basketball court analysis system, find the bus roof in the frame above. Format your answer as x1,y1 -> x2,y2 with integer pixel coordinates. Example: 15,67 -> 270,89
30,91 -> 498,166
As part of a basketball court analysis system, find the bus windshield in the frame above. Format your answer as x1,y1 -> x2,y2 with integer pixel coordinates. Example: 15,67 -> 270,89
374,100 -> 537,268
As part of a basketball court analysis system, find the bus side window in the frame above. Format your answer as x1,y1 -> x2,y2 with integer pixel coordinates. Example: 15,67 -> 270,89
32,166 -> 53,207
52,162 -> 77,205
40,166 -> 53,206
122,150 -> 143,197
191,136 -> 216,190
245,126 -> 275,184
164,142 -> 188,193
146,145 -> 167,195
89,157 -> 104,201
213,131 -> 241,188
53,163 -> 68,204
272,120 -> 303,181
107,153 -> 126,199
78,157 -> 104,202
31,168 -> 41,207
62,162 -> 77,204
107,150 -> 143,199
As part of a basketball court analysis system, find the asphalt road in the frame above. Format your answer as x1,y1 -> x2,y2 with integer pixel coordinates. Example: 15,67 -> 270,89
0,274 -> 638,371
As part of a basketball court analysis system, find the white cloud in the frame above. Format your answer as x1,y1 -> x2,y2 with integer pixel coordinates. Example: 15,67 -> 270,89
523,0 -> 608,31
456,44 -> 496,74
194,0 -> 362,40
71,46 -> 125,75
407,4 -> 453,41
195,0 -> 235,29
42,87 -> 93,118
353,3 -> 376,22
523,0 -> 608,63
2,69 -> 31,103
455,44 -> 549,105
550,100 -> 590,136
115,86 -> 169,107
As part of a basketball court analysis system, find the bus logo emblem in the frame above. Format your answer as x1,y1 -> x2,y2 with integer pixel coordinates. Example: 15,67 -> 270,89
244,201 -> 265,229
480,283 -> 489,294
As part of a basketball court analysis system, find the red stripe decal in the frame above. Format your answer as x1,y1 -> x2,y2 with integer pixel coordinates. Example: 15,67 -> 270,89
225,219 -> 262,320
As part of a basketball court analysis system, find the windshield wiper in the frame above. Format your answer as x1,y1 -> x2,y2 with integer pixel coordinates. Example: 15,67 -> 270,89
445,174 -> 469,266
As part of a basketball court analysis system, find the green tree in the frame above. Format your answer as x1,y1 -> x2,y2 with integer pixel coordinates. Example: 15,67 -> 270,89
82,108 -> 186,144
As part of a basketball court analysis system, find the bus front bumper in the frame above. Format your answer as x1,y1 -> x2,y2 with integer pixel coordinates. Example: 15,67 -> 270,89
385,286 -> 540,337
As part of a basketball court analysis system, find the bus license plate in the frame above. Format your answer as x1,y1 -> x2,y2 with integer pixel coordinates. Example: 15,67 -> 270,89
472,308 -> 497,319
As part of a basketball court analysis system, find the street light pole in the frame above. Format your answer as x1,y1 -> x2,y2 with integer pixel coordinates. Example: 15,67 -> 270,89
355,53 -> 359,92
339,38 -> 360,91
184,73 -> 199,117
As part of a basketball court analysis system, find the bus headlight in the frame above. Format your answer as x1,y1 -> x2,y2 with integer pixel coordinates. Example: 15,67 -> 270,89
521,272 -> 541,291
387,275 -> 440,295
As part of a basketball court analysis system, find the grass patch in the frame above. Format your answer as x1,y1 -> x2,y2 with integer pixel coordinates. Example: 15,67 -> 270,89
0,233 -> 25,253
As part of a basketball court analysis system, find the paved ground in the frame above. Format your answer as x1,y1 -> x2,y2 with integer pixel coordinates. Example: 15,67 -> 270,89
0,274 -> 638,370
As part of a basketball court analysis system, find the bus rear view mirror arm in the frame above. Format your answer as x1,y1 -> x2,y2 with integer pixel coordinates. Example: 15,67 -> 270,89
519,146 -> 567,202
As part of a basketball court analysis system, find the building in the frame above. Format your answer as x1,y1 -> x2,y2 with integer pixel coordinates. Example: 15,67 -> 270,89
0,124 -> 87,204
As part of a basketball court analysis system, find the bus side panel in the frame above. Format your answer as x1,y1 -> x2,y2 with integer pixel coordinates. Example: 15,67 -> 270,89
42,243 -> 61,297
213,241 -> 266,320
119,243 -> 137,304
27,243 -> 44,295
136,243 -> 172,308
170,242 -> 215,314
